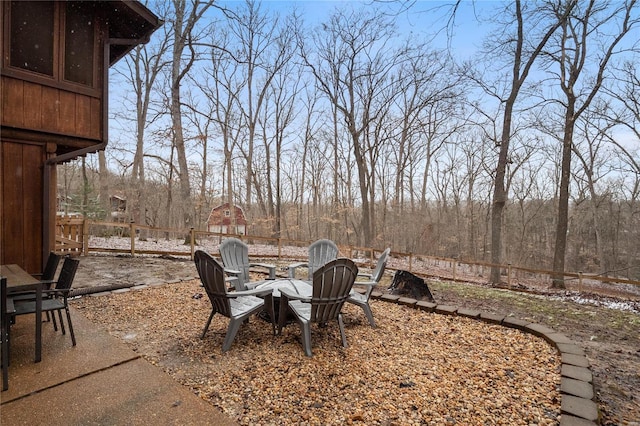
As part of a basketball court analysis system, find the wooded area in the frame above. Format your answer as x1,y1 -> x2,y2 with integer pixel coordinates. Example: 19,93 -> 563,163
58,0 -> 640,284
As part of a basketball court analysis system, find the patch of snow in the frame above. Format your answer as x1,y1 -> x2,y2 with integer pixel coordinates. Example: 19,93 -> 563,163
549,294 -> 640,314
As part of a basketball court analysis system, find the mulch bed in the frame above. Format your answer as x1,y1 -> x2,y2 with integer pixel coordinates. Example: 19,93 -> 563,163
72,280 -> 561,425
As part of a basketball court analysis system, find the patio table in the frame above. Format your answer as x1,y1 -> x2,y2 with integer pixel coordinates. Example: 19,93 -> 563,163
253,278 -> 312,325
1,264 -> 42,362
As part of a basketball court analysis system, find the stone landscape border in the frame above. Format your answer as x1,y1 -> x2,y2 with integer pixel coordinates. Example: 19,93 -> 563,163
79,280 -> 599,426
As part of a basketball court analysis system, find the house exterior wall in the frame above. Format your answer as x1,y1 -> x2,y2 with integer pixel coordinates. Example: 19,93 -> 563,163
0,1 -> 160,274
0,140 -> 49,273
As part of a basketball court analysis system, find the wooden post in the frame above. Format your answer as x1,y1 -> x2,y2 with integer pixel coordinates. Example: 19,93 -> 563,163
507,263 -> 512,288
453,259 -> 457,281
578,272 -> 583,293
409,253 -> 413,272
82,218 -> 89,256
130,222 -> 136,256
190,228 -> 195,260
277,238 -> 282,259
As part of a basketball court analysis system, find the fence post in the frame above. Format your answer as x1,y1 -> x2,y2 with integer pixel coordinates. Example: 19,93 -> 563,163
453,259 -> 457,281
130,222 -> 136,256
82,219 -> 89,256
579,272 -> 583,293
507,263 -> 512,288
409,253 -> 413,272
190,228 -> 195,260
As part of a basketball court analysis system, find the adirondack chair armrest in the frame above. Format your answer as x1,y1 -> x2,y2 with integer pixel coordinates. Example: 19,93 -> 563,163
287,262 -> 308,278
356,272 -> 374,280
249,263 -> 277,279
250,262 -> 275,269
353,280 -> 376,288
227,287 -> 273,298
223,268 -> 242,276
279,288 -> 312,303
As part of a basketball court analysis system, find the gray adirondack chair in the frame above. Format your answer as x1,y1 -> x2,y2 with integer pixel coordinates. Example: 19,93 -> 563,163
278,258 -> 358,356
219,238 -> 276,291
194,250 -> 275,352
287,239 -> 339,279
347,248 -> 390,327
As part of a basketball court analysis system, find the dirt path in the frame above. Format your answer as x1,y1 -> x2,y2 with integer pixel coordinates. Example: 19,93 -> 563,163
73,254 -> 640,425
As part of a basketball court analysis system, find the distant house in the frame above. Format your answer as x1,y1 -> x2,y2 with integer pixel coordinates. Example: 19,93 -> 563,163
206,203 -> 247,235
109,194 -> 127,222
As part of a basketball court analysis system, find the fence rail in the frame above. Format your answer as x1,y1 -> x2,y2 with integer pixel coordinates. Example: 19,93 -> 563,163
56,217 -> 640,298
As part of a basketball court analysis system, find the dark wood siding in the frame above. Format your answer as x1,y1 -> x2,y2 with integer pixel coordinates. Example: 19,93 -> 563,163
1,76 -> 102,141
1,141 -> 44,273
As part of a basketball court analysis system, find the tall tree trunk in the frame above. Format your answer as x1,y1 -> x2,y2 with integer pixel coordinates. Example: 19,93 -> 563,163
490,101 -> 514,283
551,105 -> 575,288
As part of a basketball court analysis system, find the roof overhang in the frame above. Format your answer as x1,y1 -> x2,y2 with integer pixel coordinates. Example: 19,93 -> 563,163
104,1 -> 163,65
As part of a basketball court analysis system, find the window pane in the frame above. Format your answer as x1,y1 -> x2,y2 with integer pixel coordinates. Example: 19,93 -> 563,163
10,1 -> 54,75
64,2 -> 95,86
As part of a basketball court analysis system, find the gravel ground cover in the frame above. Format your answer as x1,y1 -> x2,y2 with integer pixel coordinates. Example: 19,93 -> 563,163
71,252 -> 640,424
72,279 -> 561,426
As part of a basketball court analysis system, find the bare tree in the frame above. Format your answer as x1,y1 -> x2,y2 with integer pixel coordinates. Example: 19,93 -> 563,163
300,7 -> 407,247
220,0 -> 296,217
117,8 -> 170,234
540,0 -> 638,287
197,26 -> 246,233
259,64 -> 301,237
169,0 -> 215,236
465,0 -> 577,284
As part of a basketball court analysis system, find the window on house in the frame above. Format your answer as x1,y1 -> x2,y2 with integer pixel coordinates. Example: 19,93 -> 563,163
224,210 -> 231,217
10,1 -> 54,76
64,2 -> 94,86
7,1 -> 96,88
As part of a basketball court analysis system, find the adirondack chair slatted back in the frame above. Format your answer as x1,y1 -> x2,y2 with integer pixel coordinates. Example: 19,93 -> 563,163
310,258 -> 358,323
219,238 -> 250,285
308,239 -> 339,277
194,251 -> 232,317
370,248 -> 390,284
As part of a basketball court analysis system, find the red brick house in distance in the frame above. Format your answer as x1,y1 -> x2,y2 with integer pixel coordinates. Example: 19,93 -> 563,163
206,203 -> 247,235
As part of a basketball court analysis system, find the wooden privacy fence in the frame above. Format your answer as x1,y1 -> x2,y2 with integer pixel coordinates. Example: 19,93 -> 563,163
55,217 -> 640,294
